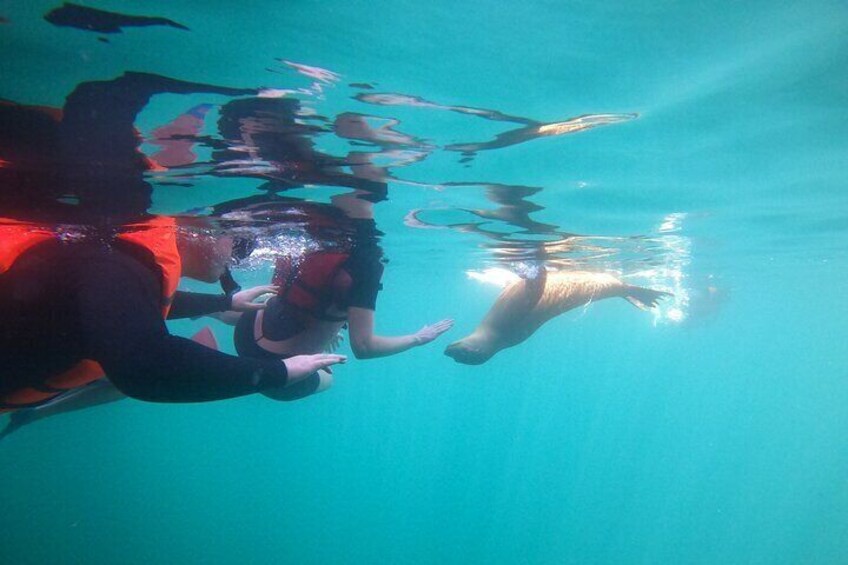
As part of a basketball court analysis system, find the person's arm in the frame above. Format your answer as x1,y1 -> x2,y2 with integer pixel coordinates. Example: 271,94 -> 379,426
339,232 -> 454,359
347,306 -> 453,359
167,285 -> 279,320
77,254 -> 340,402
167,291 -> 230,319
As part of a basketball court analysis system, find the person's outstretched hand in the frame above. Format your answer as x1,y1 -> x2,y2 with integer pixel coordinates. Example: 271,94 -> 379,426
413,319 -> 454,345
230,285 -> 279,311
284,354 -> 347,383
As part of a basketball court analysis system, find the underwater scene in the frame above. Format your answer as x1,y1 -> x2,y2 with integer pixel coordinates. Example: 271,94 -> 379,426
1,1 -> 847,563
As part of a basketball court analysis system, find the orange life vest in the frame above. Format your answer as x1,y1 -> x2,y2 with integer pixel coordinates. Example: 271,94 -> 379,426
0,216 -> 182,412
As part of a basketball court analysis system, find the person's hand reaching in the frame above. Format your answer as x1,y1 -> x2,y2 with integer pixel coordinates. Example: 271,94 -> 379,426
283,354 -> 347,383
413,319 -> 454,345
229,285 -> 279,311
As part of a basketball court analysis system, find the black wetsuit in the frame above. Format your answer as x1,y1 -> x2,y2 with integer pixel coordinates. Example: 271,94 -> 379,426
0,241 -> 288,403
234,218 -> 384,355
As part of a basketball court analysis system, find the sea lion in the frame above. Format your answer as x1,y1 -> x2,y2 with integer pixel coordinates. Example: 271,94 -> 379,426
445,269 -> 669,365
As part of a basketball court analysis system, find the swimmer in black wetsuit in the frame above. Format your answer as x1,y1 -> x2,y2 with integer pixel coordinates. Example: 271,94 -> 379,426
224,191 -> 453,400
202,89 -> 454,384
0,227 -> 345,407
203,97 -> 454,393
0,71 -> 347,438
0,223 -> 346,439
233,214 -> 386,359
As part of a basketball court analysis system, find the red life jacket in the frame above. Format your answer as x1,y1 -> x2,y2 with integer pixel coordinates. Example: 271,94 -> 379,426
0,216 -> 182,412
272,251 -> 349,318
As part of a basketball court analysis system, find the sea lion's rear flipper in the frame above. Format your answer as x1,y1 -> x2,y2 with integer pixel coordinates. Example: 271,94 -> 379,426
191,326 -> 219,350
623,286 -> 672,310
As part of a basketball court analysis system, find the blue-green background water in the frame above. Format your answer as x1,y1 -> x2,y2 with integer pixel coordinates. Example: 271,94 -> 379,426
2,1 -> 848,563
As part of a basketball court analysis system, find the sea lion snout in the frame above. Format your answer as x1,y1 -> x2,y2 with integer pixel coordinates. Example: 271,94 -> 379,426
444,339 -> 490,365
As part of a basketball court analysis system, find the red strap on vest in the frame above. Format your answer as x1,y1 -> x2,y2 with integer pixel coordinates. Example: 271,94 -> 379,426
273,252 -> 348,313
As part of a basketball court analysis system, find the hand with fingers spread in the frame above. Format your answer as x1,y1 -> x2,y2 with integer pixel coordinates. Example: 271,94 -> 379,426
283,353 -> 347,383
413,318 -> 454,346
230,285 -> 279,312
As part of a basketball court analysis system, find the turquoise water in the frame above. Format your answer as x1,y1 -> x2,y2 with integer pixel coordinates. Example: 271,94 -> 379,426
2,1 -> 848,563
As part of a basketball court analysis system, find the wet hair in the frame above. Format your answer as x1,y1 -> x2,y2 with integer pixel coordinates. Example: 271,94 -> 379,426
231,234 -> 257,264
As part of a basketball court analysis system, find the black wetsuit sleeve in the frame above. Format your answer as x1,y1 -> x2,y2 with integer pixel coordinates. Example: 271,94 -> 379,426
343,219 -> 385,310
77,254 -> 287,402
167,291 -> 231,320
345,257 -> 383,310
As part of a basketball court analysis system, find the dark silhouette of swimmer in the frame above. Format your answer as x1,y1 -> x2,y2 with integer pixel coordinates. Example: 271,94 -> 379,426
1,72 -> 345,434
445,268 -> 670,365
1,72 -> 257,220
60,72 -> 255,217
44,3 -> 189,33
0,219 -> 346,435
